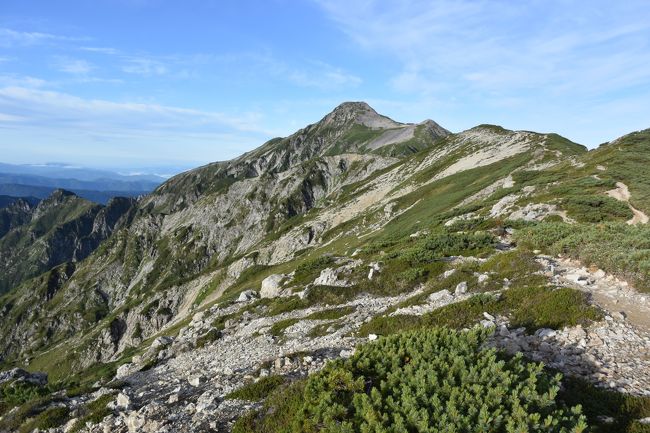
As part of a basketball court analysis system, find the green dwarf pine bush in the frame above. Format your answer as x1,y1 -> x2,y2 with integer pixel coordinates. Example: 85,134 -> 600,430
235,327 -> 588,433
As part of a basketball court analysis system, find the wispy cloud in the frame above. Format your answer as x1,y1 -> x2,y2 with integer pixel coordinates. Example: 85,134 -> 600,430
0,86 -> 272,134
238,53 -> 362,90
314,0 -> 650,98
54,56 -> 95,75
121,57 -> 168,76
0,27 -> 87,47
79,46 -> 119,55
0,74 -> 48,88
0,85 -> 277,164
286,61 -> 362,90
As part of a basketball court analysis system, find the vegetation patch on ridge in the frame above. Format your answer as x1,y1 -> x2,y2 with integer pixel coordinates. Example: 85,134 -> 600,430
234,327 -> 588,433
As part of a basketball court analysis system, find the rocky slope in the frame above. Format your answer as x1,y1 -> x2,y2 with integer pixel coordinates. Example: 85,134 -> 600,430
0,102 -> 451,369
1,104 -> 650,432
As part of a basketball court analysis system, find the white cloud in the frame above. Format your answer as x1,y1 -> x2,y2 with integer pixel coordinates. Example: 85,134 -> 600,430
0,28 -> 86,47
0,86 -> 272,135
286,62 -> 362,90
55,57 -> 95,75
0,74 -> 47,88
0,86 -> 278,165
314,0 -> 650,98
122,57 -> 168,76
0,113 -> 25,122
79,46 -> 119,55
247,54 -> 362,90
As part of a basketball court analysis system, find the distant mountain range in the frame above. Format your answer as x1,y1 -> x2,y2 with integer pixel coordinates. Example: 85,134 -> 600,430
0,162 -> 167,204
0,162 -> 166,183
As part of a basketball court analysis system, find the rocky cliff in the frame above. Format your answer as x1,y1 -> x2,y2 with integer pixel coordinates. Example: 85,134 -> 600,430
0,190 -> 137,294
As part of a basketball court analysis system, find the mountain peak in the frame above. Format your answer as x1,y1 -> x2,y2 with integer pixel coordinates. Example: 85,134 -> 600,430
322,101 -> 401,129
332,101 -> 375,113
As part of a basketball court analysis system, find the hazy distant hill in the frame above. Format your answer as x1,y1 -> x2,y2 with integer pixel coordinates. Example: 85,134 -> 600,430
0,183 -> 147,204
0,162 -> 166,204
0,162 -> 166,184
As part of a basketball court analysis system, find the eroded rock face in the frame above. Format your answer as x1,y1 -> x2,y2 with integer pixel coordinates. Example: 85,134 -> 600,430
0,368 -> 47,386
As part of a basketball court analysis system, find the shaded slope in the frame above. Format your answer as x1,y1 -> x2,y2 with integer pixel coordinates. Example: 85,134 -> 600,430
0,189 -> 137,294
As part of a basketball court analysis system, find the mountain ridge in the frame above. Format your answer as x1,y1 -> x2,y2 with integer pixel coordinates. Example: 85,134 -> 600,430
1,102 -> 650,433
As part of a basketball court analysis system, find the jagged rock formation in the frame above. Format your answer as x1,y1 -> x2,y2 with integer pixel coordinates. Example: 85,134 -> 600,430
0,190 -> 137,294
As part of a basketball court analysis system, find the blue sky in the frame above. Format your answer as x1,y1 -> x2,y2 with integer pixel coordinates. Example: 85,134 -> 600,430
1,0 -> 649,173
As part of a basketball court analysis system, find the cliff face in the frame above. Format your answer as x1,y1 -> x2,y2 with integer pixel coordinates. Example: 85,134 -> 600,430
0,190 -> 137,294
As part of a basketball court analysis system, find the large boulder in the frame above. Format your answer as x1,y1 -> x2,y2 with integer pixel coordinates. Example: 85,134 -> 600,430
314,268 -> 351,287
260,274 -> 285,298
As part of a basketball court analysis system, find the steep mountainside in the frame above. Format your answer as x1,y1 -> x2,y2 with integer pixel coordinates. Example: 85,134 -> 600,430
1,105 -> 650,433
0,102 -> 449,367
0,190 -> 137,294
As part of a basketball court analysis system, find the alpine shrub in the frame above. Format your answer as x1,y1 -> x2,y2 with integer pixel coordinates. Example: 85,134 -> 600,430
236,327 -> 587,433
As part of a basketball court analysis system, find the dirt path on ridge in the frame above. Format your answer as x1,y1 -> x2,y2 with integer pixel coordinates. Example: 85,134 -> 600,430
538,255 -> 650,333
606,181 -> 649,225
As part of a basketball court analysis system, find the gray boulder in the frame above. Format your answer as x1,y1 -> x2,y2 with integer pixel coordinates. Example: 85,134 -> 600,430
260,274 -> 285,298
237,289 -> 259,302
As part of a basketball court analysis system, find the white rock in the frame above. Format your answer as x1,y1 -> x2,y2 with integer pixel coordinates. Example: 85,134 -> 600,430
443,269 -> 456,279
188,375 -> 205,387
428,289 -> 452,302
535,328 -> 556,339
368,334 -> 378,341
482,312 -> 495,321
116,392 -> 131,409
260,274 -> 285,298
63,418 -> 79,433
126,412 -> 146,432
477,274 -> 489,283
152,336 -> 174,349
480,320 -> 494,328
314,268 -> 350,287
639,417 -> 650,425
455,281 -> 468,295
196,392 -> 216,412
592,269 -> 606,279
116,363 -> 137,380
237,289 -> 258,302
